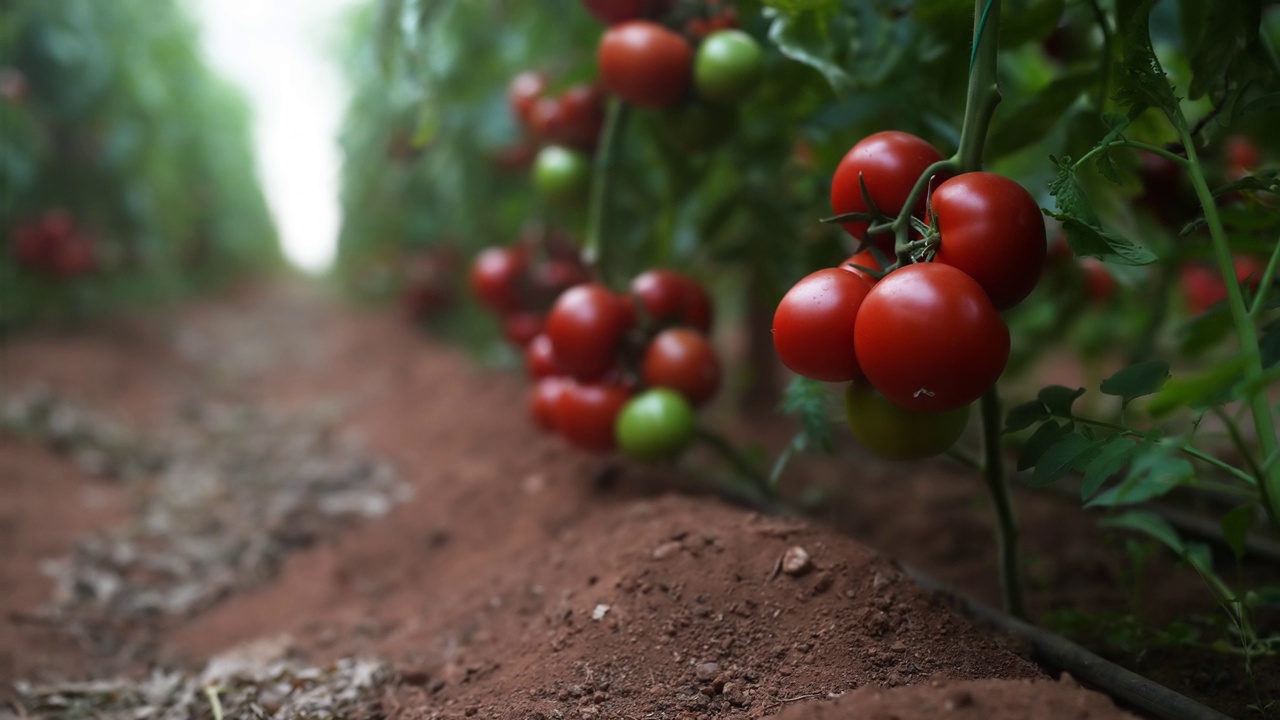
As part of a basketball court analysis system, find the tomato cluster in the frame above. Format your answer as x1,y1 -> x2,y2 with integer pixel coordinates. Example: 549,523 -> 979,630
526,268 -> 719,460
469,231 -> 592,347
9,210 -> 98,278
503,72 -> 607,202
776,131 -> 1049,459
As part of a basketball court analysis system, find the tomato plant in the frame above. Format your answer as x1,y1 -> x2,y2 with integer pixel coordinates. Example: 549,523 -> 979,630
830,131 -> 947,250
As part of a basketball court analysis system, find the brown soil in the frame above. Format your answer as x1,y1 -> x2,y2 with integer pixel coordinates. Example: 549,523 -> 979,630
0,280 -> 1248,719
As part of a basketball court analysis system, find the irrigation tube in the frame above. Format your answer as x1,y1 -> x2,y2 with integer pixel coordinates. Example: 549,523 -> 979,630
903,565 -> 1236,720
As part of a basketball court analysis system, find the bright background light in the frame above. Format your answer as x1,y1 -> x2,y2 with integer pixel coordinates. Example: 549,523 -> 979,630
192,0 -> 360,273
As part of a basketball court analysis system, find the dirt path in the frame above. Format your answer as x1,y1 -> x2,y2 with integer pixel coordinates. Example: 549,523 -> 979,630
2,280 -> 1143,719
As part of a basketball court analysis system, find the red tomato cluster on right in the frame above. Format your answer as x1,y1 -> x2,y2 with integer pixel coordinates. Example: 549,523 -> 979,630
526,268 -> 719,454
776,130 -> 1051,457
9,210 -> 98,278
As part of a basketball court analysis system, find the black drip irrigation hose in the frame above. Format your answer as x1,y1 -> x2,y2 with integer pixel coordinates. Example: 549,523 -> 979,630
903,565 -> 1236,720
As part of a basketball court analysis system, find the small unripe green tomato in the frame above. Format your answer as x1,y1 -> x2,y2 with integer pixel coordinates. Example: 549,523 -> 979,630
693,30 -> 763,103
533,145 -> 590,202
616,388 -> 697,461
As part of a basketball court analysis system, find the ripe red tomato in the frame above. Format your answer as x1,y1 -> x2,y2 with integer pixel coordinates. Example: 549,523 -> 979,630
556,84 -> 607,150
830,131 -> 947,250
528,97 -> 566,141
772,268 -> 873,382
642,327 -> 721,406
930,172 -> 1047,310
554,381 -> 633,451
599,21 -> 692,108
630,269 -> 712,331
1181,256 -> 1265,314
527,333 -> 563,379
1225,135 -> 1261,174
502,311 -> 544,348
546,283 -> 632,381
839,248 -> 885,285
844,380 -> 971,460
470,246 -> 528,314
581,0 -> 671,25
508,72 -> 547,126
530,376 -> 568,432
854,263 -> 1009,412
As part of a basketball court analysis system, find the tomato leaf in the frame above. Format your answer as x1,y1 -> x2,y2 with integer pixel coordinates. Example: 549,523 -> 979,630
1029,432 -> 1095,487
1004,399 -> 1050,433
1101,510 -> 1185,553
1038,385 -> 1086,416
1146,356 -> 1250,416
1112,0 -> 1180,123
1018,420 -> 1072,471
1099,360 -> 1171,404
1046,159 -> 1157,265
1213,171 -> 1280,197
1221,504 -> 1256,562
1080,436 -> 1138,501
780,376 -> 833,453
1086,442 -> 1193,507
765,6 -> 855,97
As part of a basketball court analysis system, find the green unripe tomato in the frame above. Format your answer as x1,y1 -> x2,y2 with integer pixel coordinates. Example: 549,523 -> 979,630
693,30 -> 763,103
533,145 -> 590,202
615,388 -> 697,462
844,381 -> 970,461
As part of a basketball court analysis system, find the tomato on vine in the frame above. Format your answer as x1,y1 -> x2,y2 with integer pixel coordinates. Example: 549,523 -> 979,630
530,376 -> 568,431
830,131 -> 947,250
533,145 -> 590,202
470,246 -> 528,314
854,263 -> 1008,413
844,381 -> 971,461
615,388 -> 697,461
554,381 -> 633,451
772,268 -> 873,382
642,327 -> 721,406
598,21 -> 692,108
630,269 -> 713,332
508,71 -> 548,127
930,172 -> 1047,310
546,283 -> 632,381
693,30 -> 763,104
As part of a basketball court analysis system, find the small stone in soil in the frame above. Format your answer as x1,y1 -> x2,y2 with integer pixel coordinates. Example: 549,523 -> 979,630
782,546 -> 812,576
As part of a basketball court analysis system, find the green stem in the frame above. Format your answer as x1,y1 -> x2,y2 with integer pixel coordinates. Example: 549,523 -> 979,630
1073,139 -> 1188,169
981,388 -> 1026,619
955,0 -> 1003,172
1248,234 -> 1280,317
1085,0 -> 1112,108
696,426 -> 771,496
1068,414 -> 1258,486
584,98 -> 629,288
1176,120 -> 1280,533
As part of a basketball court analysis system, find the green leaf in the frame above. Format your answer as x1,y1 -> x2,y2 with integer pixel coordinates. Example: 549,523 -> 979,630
1018,420 -> 1072,471
1005,399 -> 1050,433
1030,432 -> 1095,487
1038,385 -> 1086,416
1146,356 -> 1251,416
1046,160 -> 1156,265
766,7 -> 854,96
1213,170 -> 1280,197
1242,92 -> 1280,115
780,376 -> 833,453
1080,436 -> 1138,500
1099,360 -> 1171,404
1221,504 -> 1255,562
1101,510 -> 1184,553
1087,442 -> 1193,507
1112,0 -> 1180,122
1180,0 -> 1250,102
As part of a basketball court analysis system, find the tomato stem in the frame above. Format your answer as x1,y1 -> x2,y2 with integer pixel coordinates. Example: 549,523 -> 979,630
1176,119 -> 1280,533
694,425 -> 772,497
981,388 -> 1026,619
584,98 -> 630,288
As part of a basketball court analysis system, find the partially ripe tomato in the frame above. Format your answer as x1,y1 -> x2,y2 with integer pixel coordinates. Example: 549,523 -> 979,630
533,145 -> 590,203
555,381 -> 633,451
930,172 -> 1047,310
546,283 -> 631,381
831,131 -> 947,250
616,388 -> 697,461
854,263 -> 1009,412
773,268 -> 873,382
642,327 -> 721,406
508,72 -> 547,126
581,0 -> 672,25
470,246 -> 528,313
630,269 -> 713,331
530,376 -> 568,431
527,333 -> 563,379
693,30 -> 763,104
599,21 -> 693,108
844,381 -> 970,460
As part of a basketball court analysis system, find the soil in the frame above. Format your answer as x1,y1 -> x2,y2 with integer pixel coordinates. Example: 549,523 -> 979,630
0,279 -> 1263,719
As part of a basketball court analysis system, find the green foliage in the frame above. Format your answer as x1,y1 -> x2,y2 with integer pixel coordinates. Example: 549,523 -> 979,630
0,0 -> 280,330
